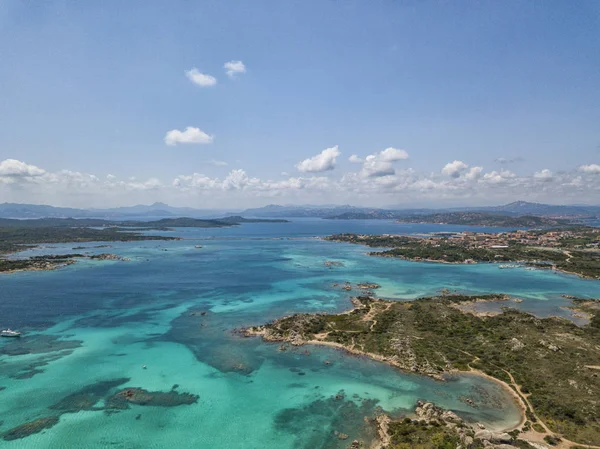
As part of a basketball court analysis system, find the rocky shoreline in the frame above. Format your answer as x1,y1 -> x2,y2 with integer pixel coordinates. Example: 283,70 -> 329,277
242,292 -> 600,447
0,253 -> 130,275
243,325 -> 557,449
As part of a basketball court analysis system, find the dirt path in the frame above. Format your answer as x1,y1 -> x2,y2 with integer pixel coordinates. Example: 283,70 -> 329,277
564,250 -> 573,263
500,369 -> 600,449
365,303 -> 392,331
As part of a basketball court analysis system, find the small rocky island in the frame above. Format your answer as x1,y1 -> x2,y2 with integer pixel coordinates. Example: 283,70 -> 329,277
245,294 -> 600,447
0,253 -> 129,274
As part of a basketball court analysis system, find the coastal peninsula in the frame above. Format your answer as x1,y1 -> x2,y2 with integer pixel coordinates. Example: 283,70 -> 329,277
326,227 -> 600,279
245,294 -> 600,447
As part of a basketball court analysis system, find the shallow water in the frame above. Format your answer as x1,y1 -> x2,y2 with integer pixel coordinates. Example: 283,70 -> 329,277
1,219 -> 598,448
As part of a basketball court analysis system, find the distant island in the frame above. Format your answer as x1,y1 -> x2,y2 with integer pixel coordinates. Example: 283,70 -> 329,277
326,227 -> 600,279
326,211 -> 572,227
396,212 -> 570,227
0,216 -> 288,273
241,201 -> 600,220
244,293 -> 600,447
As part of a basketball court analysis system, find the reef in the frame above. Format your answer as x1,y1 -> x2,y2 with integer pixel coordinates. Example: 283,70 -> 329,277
3,416 -> 60,441
2,378 -> 199,441
0,335 -> 83,357
273,390 -> 382,449
49,378 -> 131,413
105,387 -> 199,410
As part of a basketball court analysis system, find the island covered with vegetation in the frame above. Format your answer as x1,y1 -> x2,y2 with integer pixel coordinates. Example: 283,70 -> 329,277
396,212 -> 571,228
0,216 -> 288,273
326,227 -> 600,279
245,294 -> 600,447
325,211 -> 572,227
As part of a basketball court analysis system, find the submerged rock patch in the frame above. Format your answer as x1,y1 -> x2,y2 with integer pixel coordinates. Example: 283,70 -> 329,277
0,335 -> 82,357
105,387 -> 199,410
273,391 -> 384,449
2,349 -> 76,380
50,378 -> 131,413
3,416 -> 60,441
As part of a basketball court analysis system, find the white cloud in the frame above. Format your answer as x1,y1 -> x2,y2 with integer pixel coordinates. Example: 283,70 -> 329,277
534,169 -> 553,181
352,147 -> 410,178
296,146 -> 341,173
563,176 -> 583,187
579,164 -> 600,174
164,127 -> 214,146
206,159 -> 228,167
4,158 -> 600,209
441,160 -> 468,178
223,169 -> 256,190
482,170 -> 516,184
378,147 -> 409,162
362,155 -> 395,177
224,60 -> 246,78
464,166 -> 483,181
0,159 -> 45,177
185,68 -> 217,87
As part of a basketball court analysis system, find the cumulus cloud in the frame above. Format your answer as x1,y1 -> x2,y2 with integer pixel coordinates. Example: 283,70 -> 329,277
0,159 -> 45,177
361,155 -> 395,177
296,146 -> 341,173
224,60 -> 246,78
185,68 -> 217,87
378,147 -> 409,162
3,158 -> 600,209
441,160 -> 469,178
464,166 -> 483,181
534,169 -> 554,181
352,147 -> 409,178
482,170 -> 516,184
579,164 -> 600,174
164,127 -> 214,146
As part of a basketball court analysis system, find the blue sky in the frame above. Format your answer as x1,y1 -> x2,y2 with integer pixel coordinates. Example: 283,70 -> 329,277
0,0 -> 599,208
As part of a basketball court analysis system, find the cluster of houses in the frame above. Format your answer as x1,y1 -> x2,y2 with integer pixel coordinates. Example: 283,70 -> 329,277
454,229 -> 600,249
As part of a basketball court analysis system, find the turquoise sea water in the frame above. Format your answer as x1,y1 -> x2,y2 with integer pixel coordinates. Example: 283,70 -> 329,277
1,219 -> 599,448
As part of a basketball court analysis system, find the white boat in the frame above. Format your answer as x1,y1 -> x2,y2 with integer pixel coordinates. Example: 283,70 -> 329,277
1,329 -> 21,338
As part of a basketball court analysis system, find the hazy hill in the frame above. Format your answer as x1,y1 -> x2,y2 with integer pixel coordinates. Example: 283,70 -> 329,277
2,200 -> 599,220
0,202 -> 238,219
396,212 -> 570,227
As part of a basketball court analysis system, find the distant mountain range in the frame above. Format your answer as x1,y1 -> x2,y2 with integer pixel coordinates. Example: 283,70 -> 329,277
472,201 -> 600,217
244,201 -> 600,219
1,200 -> 599,220
240,204 -> 439,218
0,202 -> 238,219
395,212 -> 570,228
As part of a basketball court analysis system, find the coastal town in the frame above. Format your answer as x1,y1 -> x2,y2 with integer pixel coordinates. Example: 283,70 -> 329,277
334,227 -> 600,251
326,227 -> 600,279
